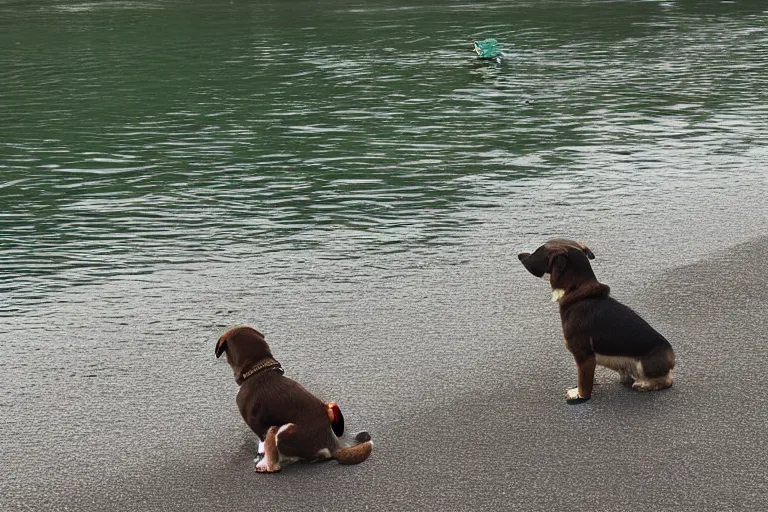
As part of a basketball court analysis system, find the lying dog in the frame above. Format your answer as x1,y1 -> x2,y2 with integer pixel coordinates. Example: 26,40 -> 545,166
518,239 -> 675,403
215,325 -> 373,472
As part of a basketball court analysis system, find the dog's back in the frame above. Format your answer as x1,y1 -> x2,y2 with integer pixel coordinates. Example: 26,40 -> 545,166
562,295 -> 675,379
562,296 -> 672,358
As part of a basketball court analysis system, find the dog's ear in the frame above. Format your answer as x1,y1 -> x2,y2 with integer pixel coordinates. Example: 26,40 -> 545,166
580,245 -> 595,260
215,336 -> 227,359
548,248 -> 568,274
547,248 -> 569,284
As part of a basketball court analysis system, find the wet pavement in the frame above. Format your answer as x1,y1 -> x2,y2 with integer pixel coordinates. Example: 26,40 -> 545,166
3,237 -> 766,511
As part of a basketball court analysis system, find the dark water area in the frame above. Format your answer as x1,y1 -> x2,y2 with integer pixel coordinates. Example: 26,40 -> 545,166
2,0 -> 767,309
1,1 -> 767,510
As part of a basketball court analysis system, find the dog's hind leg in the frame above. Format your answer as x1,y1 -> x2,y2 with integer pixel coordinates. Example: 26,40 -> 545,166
633,348 -> 675,391
633,373 -> 673,391
270,423 -> 328,465
255,426 -> 282,473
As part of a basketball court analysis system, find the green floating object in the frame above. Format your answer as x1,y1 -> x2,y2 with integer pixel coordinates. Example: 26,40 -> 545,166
473,38 -> 501,59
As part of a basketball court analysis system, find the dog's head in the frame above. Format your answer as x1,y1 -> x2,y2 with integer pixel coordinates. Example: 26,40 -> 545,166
215,326 -> 273,379
517,239 -> 597,291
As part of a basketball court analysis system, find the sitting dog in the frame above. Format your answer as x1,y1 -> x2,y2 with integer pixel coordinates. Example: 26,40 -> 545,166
215,325 -> 373,472
518,239 -> 675,403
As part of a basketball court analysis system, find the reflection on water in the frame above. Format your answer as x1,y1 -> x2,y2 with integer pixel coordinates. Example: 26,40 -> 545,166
1,0 -> 767,312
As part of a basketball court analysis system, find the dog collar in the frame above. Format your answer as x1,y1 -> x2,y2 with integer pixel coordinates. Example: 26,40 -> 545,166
237,358 -> 283,385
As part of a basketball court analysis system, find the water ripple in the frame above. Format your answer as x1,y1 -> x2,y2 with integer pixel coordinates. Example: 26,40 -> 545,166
1,1 -> 767,313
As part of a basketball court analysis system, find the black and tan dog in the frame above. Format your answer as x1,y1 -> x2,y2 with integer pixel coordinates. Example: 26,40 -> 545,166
518,239 -> 675,404
215,325 -> 373,472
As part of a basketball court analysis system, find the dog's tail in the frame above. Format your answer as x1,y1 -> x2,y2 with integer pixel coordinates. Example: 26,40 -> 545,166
332,431 -> 373,465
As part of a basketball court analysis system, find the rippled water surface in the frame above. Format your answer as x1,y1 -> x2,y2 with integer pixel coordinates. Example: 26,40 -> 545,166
1,0 -> 768,506
3,0 -> 767,317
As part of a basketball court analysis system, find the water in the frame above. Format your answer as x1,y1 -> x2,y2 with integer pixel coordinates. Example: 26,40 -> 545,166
2,0 -> 767,312
1,0 -> 768,506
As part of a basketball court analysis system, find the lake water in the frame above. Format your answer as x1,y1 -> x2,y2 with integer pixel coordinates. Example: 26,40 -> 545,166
1,0 -> 767,507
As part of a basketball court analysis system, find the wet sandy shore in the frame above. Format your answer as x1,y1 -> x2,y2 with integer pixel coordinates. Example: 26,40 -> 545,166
2,237 -> 767,511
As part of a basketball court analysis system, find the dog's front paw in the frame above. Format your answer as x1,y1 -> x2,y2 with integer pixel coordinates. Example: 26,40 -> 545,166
565,387 -> 590,404
255,459 -> 281,473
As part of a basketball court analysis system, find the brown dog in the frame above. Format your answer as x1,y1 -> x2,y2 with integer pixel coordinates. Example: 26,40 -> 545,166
215,326 -> 372,472
518,239 -> 675,403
